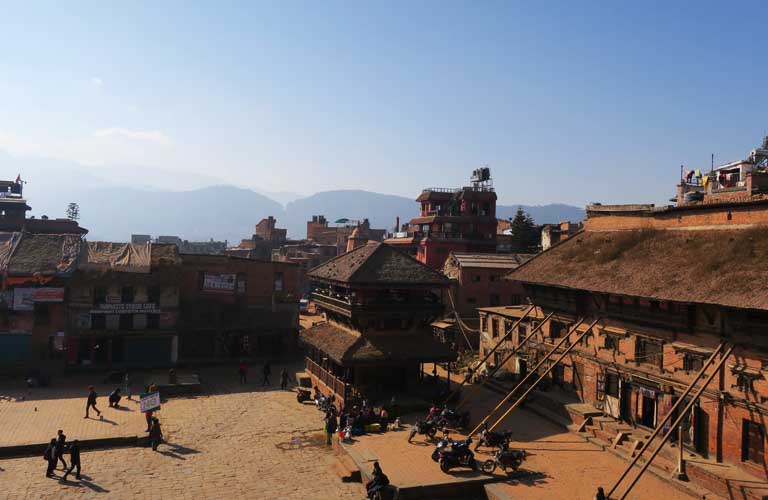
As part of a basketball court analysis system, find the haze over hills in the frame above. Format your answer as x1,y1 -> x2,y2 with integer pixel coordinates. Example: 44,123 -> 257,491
2,151 -> 585,242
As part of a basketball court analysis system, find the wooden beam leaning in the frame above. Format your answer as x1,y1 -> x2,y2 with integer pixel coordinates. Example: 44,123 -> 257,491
468,317 -> 587,436
455,311 -> 555,410
487,318 -> 601,433
605,341 -> 726,499
617,344 -> 735,500
443,304 -> 535,406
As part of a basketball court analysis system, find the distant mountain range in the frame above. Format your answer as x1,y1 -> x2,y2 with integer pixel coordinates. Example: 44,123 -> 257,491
1,151 -> 585,242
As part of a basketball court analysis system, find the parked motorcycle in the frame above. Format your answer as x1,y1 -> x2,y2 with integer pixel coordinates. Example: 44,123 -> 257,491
474,421 -> 513,451
407,419 -> 439,443
481,444 -> 526,474
431,432 -> 454,462
438,437 -> 477,473
438,407 -> 471,430
296,388 -> 311,404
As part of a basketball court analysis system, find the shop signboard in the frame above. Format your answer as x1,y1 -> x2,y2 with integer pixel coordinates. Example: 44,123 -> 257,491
202,273 -> 236,293
92,303 -> 160,314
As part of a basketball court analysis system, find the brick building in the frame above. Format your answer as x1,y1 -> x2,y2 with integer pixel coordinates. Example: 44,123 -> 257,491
177,254 -> 300,360
677,136 -> 768,206
306,215 -> 386,254
299,242 -> 456,407
0,233 -> 80,364
442,252 -> 534,316
540,221 -> 582,251
385,168 -> 498,269
66,242 -> 181,367
479,199 -> 768,487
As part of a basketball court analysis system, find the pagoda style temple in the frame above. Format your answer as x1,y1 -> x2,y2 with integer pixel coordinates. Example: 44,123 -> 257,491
300,241 -> 457,406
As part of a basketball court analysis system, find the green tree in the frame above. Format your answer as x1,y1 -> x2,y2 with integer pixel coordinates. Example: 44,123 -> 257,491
509,207 -> 539,252
66,202 -> 80,221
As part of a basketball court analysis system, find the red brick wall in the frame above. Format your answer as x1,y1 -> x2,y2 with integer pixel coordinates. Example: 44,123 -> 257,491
586,203 -> 768,232
180,255 -> 300,305
454,268 -> 525,316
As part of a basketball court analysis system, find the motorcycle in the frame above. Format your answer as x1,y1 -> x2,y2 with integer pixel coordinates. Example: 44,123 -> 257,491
296,388 -> 312,404
438,437 -> 477,473
474,422 -> 513,451
438,407 -> 471,430
431,432 -> 454,462
407,419 -> 439,443
481,444 -> 526,474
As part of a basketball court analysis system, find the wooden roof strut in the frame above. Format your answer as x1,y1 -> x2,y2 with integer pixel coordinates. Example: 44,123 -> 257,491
468,317 -> 590,436
609,342 -> 733,500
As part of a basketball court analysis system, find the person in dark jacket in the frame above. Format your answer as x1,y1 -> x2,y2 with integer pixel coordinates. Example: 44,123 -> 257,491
149,418 -> 163,451
262,362 -> 271,386
85,386 -> 101,418
62,440 -> 81,480
325,413 -> 338,445
238,360 -> 248,385
44,438 -> 57,477
55,429 -> 67,469
108,388 -> 122,408
280,368 -> 291,390
366,462 -> 389,499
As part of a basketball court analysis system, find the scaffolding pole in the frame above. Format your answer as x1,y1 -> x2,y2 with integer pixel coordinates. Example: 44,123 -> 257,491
488,318 -> 601,433
446,287 -> 477,352
443,304 -> 535,405
616,344 -> 734,500
455,312 -> 554,410
605,341 -> 726,499
468,317 -> 588,436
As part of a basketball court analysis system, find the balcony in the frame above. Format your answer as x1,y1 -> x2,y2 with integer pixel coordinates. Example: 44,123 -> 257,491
305,357 -> 350,400
311,292 -> 443,317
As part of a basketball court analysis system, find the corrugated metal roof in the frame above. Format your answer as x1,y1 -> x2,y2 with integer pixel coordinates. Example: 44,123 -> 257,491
450,253 -> 536,269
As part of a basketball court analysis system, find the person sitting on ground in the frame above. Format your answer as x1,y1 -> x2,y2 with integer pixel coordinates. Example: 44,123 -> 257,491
595,486 -> 606,500
366,461 -> 390,500
312,386 -> 321,402
379,407 -> 389,429
108,388 -> 122,408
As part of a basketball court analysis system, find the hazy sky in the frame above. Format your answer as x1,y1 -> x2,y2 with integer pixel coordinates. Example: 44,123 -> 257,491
2,1 -> 768,206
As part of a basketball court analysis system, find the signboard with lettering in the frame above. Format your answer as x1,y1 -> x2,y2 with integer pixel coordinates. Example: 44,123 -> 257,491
91,303 -> 160,314
203,273 -> 236,293
13,287 -> 65,310
139,392 -> 161,413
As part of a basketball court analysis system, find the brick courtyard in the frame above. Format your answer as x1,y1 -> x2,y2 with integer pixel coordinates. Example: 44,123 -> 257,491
0,364 -> 364,500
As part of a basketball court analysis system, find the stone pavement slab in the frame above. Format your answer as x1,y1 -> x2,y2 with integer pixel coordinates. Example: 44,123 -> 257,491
0,363 -> 364,500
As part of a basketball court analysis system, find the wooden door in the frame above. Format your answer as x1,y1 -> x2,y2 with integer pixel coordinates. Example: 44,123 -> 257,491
742,420 -> 765,464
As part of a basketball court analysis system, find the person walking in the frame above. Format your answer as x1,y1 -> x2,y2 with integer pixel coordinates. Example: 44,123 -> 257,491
124,371 -> 132,400
262,362 -> 271,386
280,368 -> 291,390
144,409 -> 154,432
54,430 -> 68,470
149,418 -> 163,451
238,360 -> 248,385
62,440 -> 81,481
84,386 -> 101,419
44,438 -> 57,478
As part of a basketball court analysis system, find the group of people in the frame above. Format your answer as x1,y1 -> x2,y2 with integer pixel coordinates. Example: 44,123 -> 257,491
237,360 -> 293,389
319,393 -> 392,445
43,430 -> 81,481
84,372 -> 137,419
